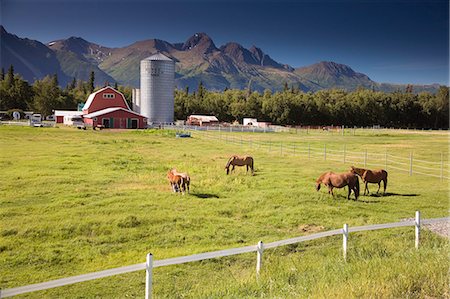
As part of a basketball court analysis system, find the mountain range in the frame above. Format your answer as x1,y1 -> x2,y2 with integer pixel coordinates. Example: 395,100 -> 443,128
0,26 -> 442,93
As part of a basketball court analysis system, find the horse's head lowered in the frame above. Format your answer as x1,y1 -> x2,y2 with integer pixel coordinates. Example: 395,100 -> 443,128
315,181 -> 321,191
225,156 -> 234,175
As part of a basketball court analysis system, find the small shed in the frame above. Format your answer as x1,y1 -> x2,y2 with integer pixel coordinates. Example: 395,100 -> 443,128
54,110 -> 84,124
187,115 -> 219,126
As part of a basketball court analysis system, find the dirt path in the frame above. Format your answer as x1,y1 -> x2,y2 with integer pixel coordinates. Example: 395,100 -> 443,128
424,220 -> 449,239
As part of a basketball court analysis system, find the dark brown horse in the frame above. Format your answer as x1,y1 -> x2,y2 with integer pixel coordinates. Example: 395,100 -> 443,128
225,155 -> 254,175
167,168 -> 190,195
350,166 -> 387,195
316,171 -> 360,200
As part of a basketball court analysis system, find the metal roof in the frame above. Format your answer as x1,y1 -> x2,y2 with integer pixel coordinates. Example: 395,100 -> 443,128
188,115 -> 219,122
83,107 -> 145,118
142,52 -> 173,61
54,110 -> 84,116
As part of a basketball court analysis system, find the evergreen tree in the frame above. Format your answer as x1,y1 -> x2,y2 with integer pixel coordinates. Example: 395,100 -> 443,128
0,67 -> 5,81
6,65 -> 14,87
114,82 -> 118,89
52,73 -> 59,87
89,71 -> 95,93
197,81 -> 205,99
68,77 -> 76,90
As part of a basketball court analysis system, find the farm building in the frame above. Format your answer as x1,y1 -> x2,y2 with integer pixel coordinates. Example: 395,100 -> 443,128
82,86 -> 147,129
54,110 -> 84,124
243,118 -> 258,126
187,115 -> 219,126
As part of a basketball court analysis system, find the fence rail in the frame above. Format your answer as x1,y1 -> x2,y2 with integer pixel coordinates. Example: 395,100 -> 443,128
189,129 -> 449,181
1,214 -> 448,298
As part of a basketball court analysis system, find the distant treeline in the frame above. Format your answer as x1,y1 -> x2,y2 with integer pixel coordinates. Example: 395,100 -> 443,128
175,83 -> 449,129
1,66 -> 448,128
0,66 -> 132,118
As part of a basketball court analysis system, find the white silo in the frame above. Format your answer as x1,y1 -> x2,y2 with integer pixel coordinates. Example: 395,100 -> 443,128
140,53 -> 175,124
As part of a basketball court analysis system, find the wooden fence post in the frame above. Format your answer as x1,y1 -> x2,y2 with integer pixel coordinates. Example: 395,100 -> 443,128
415,211 -> 420,249
343,224 -> 348,261
256,241 -> 264,277
145,253 -> 153,299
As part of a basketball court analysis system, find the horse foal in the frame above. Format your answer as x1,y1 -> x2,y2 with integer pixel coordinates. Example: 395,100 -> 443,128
167,169 -> 190,195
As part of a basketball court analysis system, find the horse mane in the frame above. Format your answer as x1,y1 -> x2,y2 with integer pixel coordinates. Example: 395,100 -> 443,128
317,171 -> 333,183
225,156 -> 236,168
351,166 -> 366,176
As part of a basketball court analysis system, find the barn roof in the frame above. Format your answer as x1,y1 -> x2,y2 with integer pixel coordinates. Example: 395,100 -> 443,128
82,86 -> 130,111
83,107 -> 145,118
54,110 -> 84,116
188,115 -> 219,122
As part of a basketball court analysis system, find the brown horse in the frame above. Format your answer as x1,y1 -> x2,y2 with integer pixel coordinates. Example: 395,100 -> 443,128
225,155 -> 254,175
167,168 -> 190,194
350,166 -> 387,195
315,171 -> 360,200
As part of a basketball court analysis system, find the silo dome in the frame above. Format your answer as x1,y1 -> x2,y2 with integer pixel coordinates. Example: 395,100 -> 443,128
140,53 -> 175,124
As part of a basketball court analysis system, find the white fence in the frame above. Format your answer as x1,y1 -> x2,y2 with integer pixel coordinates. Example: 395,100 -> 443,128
193,130 -> 449,181
1,213 -> 448,298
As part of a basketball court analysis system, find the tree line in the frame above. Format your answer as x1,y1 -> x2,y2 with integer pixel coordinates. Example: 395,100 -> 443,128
1,66 -> 448,128
175,83 -> 449,129
0,66 -> 132,118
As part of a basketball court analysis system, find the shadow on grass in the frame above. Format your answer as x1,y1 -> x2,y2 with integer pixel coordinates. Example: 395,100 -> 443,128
326,194 -> 378,203
191,193 -> 220,199
367,192 -> 419,197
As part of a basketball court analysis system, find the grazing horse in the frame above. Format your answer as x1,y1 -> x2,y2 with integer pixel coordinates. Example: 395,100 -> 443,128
350,166 -> 387,195
225,155 -> 254,175
315,171 -> 360,200
167,168 -> 190,194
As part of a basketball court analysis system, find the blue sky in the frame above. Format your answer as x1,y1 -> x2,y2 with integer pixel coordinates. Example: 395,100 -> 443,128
1,0 -> 449,84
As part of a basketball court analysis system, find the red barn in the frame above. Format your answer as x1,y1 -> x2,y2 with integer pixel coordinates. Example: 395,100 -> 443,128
82,86 -> 147,129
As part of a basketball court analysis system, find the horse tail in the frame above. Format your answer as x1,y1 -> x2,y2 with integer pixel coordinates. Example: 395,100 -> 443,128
180,176 -> 186,194
383,170 -> 388,192
186,175 -> 190,193
354,175 -> 360,199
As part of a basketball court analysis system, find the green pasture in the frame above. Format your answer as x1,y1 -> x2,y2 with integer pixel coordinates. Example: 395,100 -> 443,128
0,126 -> 448,298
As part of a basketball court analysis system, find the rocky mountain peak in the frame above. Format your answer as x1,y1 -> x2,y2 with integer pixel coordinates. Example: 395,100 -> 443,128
181,32 -> 217,53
